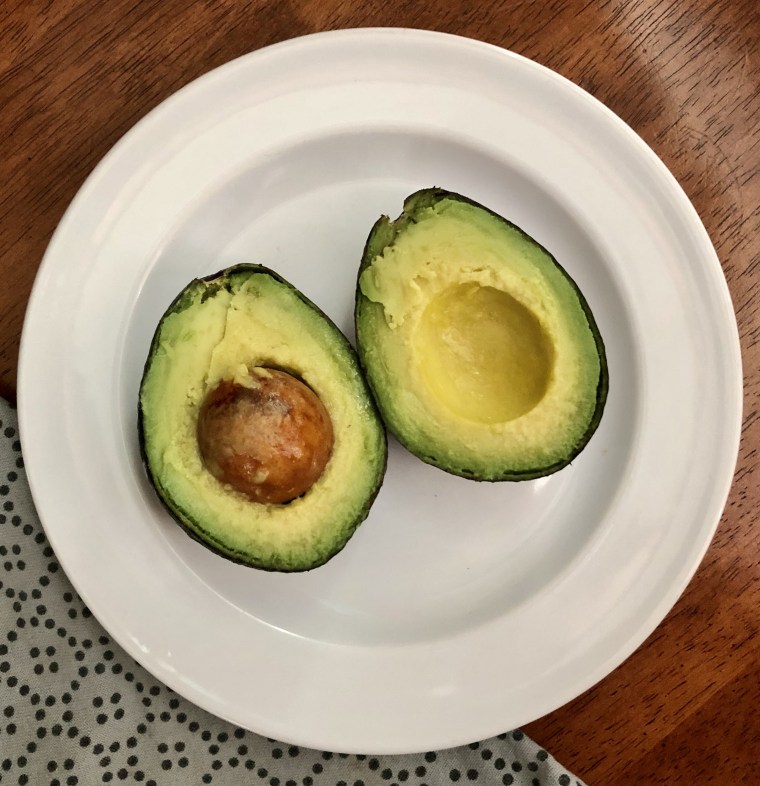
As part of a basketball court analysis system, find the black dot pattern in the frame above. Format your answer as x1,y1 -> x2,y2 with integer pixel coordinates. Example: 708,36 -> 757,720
0,401 -> 585,785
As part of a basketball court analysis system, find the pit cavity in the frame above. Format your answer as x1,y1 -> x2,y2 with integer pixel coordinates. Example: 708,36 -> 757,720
416,283 -> 554,423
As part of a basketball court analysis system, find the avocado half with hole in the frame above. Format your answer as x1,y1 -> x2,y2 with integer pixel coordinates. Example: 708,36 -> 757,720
355,189 -> 608,481
139,265 -> 387,571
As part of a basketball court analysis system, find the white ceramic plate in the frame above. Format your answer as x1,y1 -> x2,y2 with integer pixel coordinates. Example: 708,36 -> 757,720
19,29 -> 741,753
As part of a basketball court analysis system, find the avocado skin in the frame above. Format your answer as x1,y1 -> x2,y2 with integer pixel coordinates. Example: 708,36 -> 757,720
138,264 -> 387,572
355,188 -> 609,482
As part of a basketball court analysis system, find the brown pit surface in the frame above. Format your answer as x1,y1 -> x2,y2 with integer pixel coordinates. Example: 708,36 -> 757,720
197,368 -> 334,505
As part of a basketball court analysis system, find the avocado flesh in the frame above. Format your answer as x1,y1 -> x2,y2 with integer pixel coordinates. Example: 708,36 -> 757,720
139,265 -> 387,571
355,189 -> 607,481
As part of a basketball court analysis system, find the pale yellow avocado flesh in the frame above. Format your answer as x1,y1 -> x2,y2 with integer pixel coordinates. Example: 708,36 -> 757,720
356,192 -> 606,479
139,267 -> 386,571
417,282 -> 554,424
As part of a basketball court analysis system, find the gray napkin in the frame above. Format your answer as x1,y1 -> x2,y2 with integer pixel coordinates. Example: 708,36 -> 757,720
0,398 -> 585,786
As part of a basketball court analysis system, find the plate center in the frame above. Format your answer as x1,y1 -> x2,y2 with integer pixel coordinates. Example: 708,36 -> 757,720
122,130 -> 637,645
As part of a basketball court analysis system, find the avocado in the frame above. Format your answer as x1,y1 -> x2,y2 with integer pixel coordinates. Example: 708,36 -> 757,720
355,189 -> 607,481
139,265 -> 387,571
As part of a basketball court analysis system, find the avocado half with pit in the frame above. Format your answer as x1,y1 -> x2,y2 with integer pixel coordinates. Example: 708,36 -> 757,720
139,265 -> 387,571
355,189 -> 608,481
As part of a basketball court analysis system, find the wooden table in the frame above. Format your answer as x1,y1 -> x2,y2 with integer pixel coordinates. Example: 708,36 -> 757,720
2,1 -> 757,782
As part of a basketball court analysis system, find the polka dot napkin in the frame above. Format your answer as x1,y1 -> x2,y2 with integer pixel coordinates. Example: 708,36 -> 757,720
0,399 -> 585,786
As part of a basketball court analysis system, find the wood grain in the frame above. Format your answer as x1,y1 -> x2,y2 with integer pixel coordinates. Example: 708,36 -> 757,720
1,0 -> 758,782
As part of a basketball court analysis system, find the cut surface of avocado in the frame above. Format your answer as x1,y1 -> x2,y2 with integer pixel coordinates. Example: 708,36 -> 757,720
355,188 -> 608,481
139,265 -> 387,571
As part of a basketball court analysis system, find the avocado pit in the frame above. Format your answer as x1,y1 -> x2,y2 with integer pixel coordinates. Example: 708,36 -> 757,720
197,368 -> 334,504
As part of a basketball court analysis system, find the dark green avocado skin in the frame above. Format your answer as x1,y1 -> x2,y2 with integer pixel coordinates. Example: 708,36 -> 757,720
355,188 -> 609,482
138,264 -> 387,572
